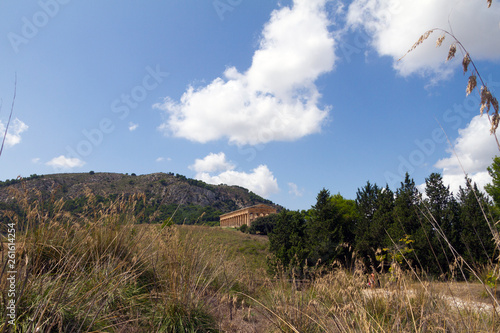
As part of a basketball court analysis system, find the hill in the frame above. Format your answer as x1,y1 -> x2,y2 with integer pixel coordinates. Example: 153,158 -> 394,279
0,172 -> 281,225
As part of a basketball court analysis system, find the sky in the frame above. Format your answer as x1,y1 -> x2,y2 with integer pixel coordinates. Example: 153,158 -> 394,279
1,0 -> 500,211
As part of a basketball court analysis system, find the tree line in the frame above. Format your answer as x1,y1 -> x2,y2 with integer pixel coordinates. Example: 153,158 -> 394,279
267,162 -> 500,279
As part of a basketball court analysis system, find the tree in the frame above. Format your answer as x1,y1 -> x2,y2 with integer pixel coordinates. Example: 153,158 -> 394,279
390,173 -> 424,270
391,173 -> 421,238
355,182 -> 394,271
248,213 -> 278,235
306,189 -> 357,267
355,181 -> 381,267
422,173 -> 460,276
268,210 -> 308,270
485,156 -> 500,209
457,177 -> 497,268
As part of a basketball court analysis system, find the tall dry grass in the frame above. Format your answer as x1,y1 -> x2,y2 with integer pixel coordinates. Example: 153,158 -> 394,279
0,187 -> 241,332
249,262 -> 499,332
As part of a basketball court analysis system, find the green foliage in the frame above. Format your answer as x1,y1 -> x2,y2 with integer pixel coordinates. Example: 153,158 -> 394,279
0,174 -> 43,187
306,189 -> 357,267
421,173 -> 460,276
248,214 -> 278,235
268,190 -> 358,274
355,182 -> 394,270
238,224 -> 249,233
485,156 -> 500,209
248,190 -> 273,205
268,210 -> 308,270
157,302 -> 218,332
376,235 -> 414,276
458,176 -> 497,268
268,171 -> 498,280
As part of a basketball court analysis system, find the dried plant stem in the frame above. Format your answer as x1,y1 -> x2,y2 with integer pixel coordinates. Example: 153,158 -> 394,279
0,74 -> 17,158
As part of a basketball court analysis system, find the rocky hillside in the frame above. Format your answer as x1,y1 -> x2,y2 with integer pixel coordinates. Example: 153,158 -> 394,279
0,172 -> 281,225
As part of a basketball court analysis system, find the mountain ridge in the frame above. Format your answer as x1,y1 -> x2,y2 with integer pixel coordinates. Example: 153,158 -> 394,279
0,172 -> 282,225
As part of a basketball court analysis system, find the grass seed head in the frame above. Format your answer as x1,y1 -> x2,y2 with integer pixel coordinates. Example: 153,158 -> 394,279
399,30 -> 434,61
491,113 -> 499,134
436,34 -> 445,47
446,44 -> 457,61
462,54 -> 471,73
480,86 -> 493,115
466,75 -> 477,96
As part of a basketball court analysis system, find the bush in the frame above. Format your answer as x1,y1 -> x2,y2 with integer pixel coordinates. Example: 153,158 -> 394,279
239,224 -> 249,233
249,214 -> 278,235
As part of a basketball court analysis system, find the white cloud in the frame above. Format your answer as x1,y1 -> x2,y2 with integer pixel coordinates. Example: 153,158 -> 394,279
31,157 -> 40,164
288,182 -> 304,197
128,122 -> 139,131
190,152 -> 279,198
346,0 -> 500,80
156,157 -> 172,162
0,118 -> 28,148
155,0 -> 335,145
46,155 -> 85,169
433,115 -> 497,195
189,152 -> 236,173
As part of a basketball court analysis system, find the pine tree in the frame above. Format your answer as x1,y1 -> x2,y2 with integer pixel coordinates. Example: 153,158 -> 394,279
422,173 -> 460,277
485,156 -> 500,210
457,177 -> 497,268
307,188 -> 338,265
268,210 -> 308,270
355,182 -> 393,270
372,185 -> 395,271
306,189 -> 356,267
391,173 -> 423,269
392,173 -> 421,238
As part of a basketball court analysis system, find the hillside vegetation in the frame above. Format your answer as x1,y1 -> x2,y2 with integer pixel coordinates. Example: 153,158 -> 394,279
0,172 -> 279,225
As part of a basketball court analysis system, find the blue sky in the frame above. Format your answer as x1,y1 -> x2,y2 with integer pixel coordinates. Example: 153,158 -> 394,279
1,0 -> 500,211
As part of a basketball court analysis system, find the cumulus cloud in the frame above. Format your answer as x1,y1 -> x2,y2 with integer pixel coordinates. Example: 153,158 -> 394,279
190,152 -> 236,173
0,118 -> 28,148
46,155 -> 85,169
433,115 -> 497,195
128,122 -> 139,131
346,0 -> 500,80
190,152 -> 279,198
155,0 -> 335,145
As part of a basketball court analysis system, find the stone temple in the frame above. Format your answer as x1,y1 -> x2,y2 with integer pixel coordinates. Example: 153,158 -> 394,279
219,204 -> 277,228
